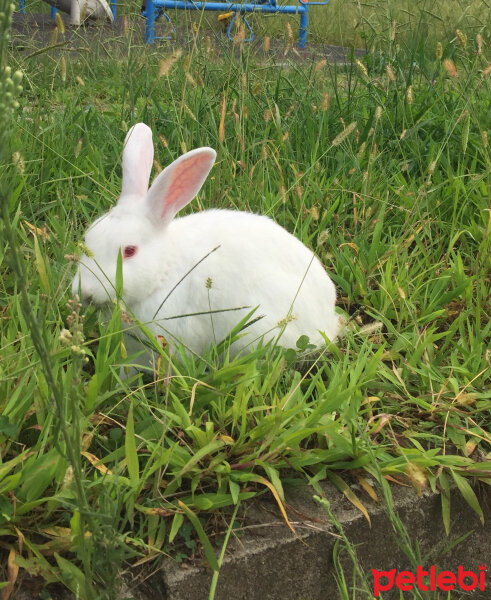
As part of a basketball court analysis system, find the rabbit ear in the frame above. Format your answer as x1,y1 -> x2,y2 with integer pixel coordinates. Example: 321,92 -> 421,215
120,123 -> 154,201
145,148 -> 216,224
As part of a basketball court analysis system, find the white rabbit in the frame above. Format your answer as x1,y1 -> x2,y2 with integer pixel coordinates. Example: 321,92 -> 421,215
72,123 -> 340,367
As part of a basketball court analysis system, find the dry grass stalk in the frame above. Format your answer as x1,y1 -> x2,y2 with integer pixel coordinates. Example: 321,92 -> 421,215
219,92 -> 226,143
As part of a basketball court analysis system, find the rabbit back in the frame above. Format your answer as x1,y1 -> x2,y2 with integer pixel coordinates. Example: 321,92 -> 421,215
132,209 -> 339,357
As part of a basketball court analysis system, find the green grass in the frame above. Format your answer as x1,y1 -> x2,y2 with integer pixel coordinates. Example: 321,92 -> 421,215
1,0 -> 490,598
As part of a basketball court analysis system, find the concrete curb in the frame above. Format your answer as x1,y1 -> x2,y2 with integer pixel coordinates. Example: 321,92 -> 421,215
138,480 -> 490,600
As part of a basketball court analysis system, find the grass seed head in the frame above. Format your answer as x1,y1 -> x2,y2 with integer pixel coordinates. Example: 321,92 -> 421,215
476,33 -> 482,55
219,92 -> 226,143
251,82 -> 262,96
435,42 -> 443,60
443,58 -> 458,78
182,54 -> 191,72
405,85 -> 413,104
60,56 -> 66,82
185,71 -> 197,88
183,104 -> 196,120
55,11 -> 65,34
320,92 -> 330,112
159,49 -> 182,77
386,63 -> 396,82
234,21 -> 245,45
355,59 -> 368,78
12,151 -> 25,173
455,29 -> 467,49
284,22 -> 293,56
263,36 -> 270,52
50,25 -> 59,45
332,121 -> 357,146
390,19 -> 396,41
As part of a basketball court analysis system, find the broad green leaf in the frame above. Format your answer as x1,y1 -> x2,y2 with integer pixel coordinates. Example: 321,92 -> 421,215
439,470 -> 451,535
168,512 -> 184,544
178,501 -> 219,572
33,234 -> 49,293
54,553 -> 88,599
450,470 -> 484,524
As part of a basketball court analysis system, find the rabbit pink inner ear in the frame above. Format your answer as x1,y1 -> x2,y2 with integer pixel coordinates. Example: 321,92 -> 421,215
120,124 -> 154,201
146,148 -> 216,224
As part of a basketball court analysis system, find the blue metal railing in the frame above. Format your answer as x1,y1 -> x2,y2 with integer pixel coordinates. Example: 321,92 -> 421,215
142,0 -> 329,48
18,0 -> 327,48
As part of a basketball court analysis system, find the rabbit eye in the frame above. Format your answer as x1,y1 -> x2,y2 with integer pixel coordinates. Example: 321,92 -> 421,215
123,245 -> 138,259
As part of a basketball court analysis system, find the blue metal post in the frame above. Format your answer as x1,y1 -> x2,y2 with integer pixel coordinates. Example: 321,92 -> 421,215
145,0 -> 156,44
50,5 -> 58,17
299,3 -> 307,48
110,0 -> 117,19
19,0 -> 25,13
146,1 -> 313,45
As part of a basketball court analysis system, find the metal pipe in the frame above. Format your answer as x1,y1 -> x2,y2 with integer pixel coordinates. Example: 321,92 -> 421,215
144,2 -> 156,44
298,2 -> 307,48
146,0 -> 309,46
151,0 -> 305,16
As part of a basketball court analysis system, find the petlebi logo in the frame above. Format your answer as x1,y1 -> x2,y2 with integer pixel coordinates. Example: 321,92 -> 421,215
372,564 -> 486,597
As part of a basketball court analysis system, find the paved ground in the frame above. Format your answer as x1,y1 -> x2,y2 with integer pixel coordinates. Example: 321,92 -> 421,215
11,12 -> 364,63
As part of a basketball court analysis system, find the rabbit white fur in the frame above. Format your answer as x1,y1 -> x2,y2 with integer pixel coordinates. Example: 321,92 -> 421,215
72,123 -> 340,364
